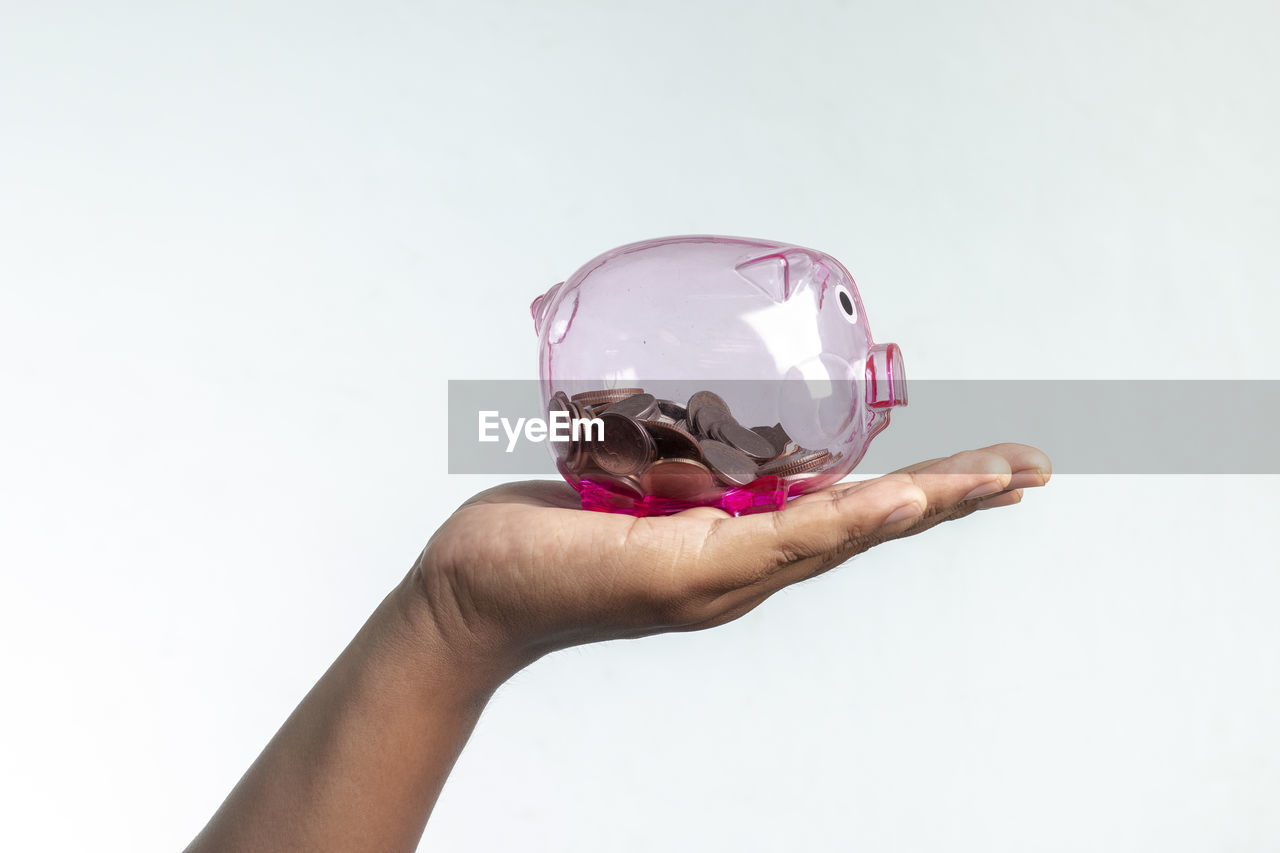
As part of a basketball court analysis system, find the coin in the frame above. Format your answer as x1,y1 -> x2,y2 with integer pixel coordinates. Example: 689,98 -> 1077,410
686,390 -> 732,433
638,420 -> 703,461
750,423 -> 791,457
692,404 -> 733,437
773,440 -> 801,460
565,387 -> 843,491
602,393 -> 658,420
577,394 -> 637,411
687,390 -> 731,417
758,449 -> 831,477
581,471 -> 646,499
572,386 -> 644,399
564,399 -> 592,470
547,392 -> 574,463
768,458 -> 829,478
699,439 -> 759,486
640,458 -> 716,499
656,399 -> 687,421
713,422 -> 778,461
591,412 -> 655,476
571,387 -> 645,404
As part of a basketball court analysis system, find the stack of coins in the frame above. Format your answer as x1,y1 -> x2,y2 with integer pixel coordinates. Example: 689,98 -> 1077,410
552,388 -> 837,500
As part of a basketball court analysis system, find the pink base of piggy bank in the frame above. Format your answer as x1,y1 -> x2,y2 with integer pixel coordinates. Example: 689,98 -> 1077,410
577,473 -> 790,517
563,464 -> 841,517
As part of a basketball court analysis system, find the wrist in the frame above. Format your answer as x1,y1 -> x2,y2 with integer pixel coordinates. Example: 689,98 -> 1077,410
384,564 -> 523,706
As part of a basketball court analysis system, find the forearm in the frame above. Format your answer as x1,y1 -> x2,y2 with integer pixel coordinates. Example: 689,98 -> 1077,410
186,571 -> 505,853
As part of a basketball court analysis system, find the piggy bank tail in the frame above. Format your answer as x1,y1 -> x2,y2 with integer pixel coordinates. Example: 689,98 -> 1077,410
530,282 -> 565,337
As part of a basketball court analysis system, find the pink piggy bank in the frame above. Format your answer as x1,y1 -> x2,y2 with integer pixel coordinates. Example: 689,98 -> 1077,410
531,235 -> 907,516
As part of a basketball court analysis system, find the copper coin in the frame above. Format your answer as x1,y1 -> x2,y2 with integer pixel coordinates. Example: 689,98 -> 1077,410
602,393 -> 658,420
580,470 -> 645,499
591,412 -> 655,476
640,458 -> 716,499
713,422 -> 778,461
699,439 -> 759,486
639,420 -> 703,461
656,399 -> 687,421
564,399 -> 593,471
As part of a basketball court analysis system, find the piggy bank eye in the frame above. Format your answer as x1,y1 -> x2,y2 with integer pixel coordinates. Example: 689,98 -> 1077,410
836,285 -> 858,324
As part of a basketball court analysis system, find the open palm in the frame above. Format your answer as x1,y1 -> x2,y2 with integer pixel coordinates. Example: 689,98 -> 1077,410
414,443 -> 1050,671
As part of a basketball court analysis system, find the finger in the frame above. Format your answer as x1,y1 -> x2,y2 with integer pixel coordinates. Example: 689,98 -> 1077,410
887,443 -> 1050,485
897,446 -> 1020,510
801,443 -> 1048,515
647,444 -> 1051,625
977,442 -> 1052,488
874,444 -> 1047,522
866,452 -> 1042,545
690,475 -> 927,593
976,487 -> 1024,510
684,444 -> 1048,610
693,444 -> 1040,592
889,456 -> 948,474
867,483 -> 1025,552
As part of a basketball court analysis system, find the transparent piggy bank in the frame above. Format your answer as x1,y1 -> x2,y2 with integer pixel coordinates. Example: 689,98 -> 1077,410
531,234 -> 907,516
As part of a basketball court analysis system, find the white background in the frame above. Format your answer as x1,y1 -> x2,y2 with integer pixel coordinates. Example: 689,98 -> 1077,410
2,1 -> 1278,850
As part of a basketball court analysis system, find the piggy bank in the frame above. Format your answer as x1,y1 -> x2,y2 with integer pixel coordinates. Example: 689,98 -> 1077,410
531,235 -> 907,516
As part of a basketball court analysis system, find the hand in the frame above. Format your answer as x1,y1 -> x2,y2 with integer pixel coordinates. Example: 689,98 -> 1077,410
409,443 -> 1051,680
187,442 -> 1051,852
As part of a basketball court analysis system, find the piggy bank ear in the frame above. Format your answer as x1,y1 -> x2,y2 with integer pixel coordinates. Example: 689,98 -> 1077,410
531,282 -> 565,337
735,249 -> 818,303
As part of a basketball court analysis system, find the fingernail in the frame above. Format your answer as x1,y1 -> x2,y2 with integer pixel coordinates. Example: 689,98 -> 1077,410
1008,468 -> 1047,490
962,480 -> 1004,502
884,503 -> 921,525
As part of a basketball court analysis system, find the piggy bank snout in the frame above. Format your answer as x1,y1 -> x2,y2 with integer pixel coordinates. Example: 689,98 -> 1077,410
866,343 -> 907,409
